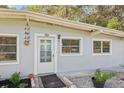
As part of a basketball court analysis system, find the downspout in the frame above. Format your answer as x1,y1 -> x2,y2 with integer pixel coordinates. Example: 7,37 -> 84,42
57,34 -> 61,73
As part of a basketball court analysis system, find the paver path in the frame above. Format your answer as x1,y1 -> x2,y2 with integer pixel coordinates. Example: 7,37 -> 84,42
104,77 -> 124,88
34,72 -> 124,88
68,76 -> 94,88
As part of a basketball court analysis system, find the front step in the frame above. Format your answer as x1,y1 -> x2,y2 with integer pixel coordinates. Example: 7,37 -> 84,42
39,74 -> 66,88
38,72 -> 55,76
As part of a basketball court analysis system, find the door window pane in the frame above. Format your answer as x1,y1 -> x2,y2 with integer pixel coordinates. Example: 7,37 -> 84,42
40,40 -> 52,63
40,45 -> 45,50
46,40 -> 51,44
46,51 -> 51,62
46,45 -> 51,51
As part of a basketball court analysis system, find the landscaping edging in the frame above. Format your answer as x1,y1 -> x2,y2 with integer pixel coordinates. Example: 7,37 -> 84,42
29,75 -> 40,88
59,76 -> 77,88
30,77 -> 35,88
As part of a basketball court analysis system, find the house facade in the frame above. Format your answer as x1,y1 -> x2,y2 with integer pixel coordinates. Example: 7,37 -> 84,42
0,9 -> 124,78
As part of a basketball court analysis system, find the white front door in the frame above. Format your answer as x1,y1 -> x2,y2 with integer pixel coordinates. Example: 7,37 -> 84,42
37,37 -> 55,74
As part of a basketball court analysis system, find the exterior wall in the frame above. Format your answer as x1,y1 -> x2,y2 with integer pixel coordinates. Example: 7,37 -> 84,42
0,20 -> 34,78
0,20 -> 124,78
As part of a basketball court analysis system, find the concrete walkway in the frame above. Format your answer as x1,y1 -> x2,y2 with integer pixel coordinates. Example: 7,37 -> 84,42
59,72 -> 124,88
33,70 -> 124,88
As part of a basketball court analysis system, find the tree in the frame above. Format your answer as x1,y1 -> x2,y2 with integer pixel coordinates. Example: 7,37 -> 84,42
107,17 -> 120,29
26,5 -> 42,13
26,5 -> 124,31
0,5 -> 9,8
83,5 -> 124,31
26,5 -> 84,21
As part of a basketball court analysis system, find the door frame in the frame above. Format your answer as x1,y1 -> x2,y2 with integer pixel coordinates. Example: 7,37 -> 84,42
34,33 -> 58,75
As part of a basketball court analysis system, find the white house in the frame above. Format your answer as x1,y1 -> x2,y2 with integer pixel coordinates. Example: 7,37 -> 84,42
0,9 -> 124,78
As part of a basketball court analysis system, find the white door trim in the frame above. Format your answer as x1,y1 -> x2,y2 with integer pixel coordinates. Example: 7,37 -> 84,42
34,33 -> 58,75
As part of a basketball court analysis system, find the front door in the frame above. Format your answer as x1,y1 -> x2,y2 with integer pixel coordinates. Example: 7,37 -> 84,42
37,37 -> 55,74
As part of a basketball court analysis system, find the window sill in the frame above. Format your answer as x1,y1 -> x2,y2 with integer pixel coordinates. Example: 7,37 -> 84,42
92,53 -> 112,56
0,61 -> 19,65
61,53 -> 83,56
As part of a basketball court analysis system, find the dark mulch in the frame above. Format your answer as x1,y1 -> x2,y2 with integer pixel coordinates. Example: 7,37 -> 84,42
0,78 -> 31,88
40,74 -> 66,88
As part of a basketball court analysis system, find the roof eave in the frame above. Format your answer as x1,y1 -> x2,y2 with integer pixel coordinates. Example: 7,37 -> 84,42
0,9 -> 124,38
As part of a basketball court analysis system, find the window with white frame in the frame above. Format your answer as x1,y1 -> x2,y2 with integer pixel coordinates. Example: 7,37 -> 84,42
93,40 -> 111,54
61,38 -> 81,54
0,35 -> 18,62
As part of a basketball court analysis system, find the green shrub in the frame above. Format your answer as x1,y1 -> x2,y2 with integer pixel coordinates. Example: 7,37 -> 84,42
94,69 -> 116,82
108,71 -> 117,78
0,85 -> 8,88
9,72 -> 21,85
18,83 -> 28,88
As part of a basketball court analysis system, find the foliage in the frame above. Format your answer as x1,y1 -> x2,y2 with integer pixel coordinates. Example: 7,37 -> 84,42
0,72 -> 30,88
18,83 -> 28,88
26,5 -> 84,20
25,5 -> 124,31
0,5 -> 9,8
0,5 -> 123,31
109,71 -> 117,78
9,72 -> 21,85
107,17 -> 120,29
94,69 -> 116,82
26,5 -> 42,13
0,85 -> 8,88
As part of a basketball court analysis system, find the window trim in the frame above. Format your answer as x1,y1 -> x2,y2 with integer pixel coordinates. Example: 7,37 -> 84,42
92,39 -> 112,56
60,36 -> 83,56
0,33 -> 19,65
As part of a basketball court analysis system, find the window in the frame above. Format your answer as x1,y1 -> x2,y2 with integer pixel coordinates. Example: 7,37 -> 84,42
93,41 -> 101,53
0,34 -> 18,63
61,37 -> 82,55
102,41 -> 110,53
93,40 -> 111,55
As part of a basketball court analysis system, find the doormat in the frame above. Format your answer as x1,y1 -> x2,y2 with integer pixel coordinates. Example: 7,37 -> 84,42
40,74 -> 66,88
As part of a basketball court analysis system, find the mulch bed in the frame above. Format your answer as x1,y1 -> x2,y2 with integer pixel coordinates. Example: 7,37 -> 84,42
0,78 -> 31,88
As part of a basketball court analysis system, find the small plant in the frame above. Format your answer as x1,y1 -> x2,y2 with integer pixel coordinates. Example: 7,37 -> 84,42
94,69 -> 115,82
9,72 -> 21,85
18,83 -> 28,88
94,69 -> 108,82
92,69 -> 116,88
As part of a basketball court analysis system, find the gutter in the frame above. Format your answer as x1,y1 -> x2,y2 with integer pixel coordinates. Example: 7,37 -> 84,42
0,9 -> 124,38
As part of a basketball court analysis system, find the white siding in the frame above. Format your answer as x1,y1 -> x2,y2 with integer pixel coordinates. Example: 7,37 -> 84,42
0,20 -> 123,78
